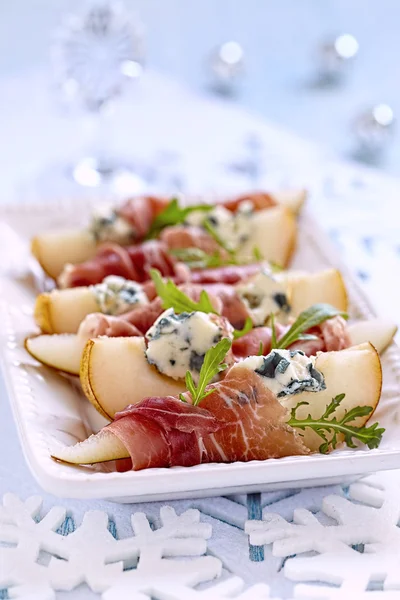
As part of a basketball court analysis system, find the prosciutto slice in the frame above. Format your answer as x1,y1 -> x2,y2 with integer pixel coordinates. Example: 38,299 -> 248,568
222,192 -> 277,213
198,283 -> 249,329
160,225 -> 228,258
59,241 -> 187,288
107,363 -> 309,471
80,313 -> 142,338
117,196 -> 169,239
232,316 -> 350,357
136,263 -> 266,300
190,263 -> 267,285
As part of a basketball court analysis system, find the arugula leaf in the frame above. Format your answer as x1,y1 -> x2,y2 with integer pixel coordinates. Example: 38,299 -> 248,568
203,219 -> 238,257
169,247 -> 230,269
270,313 -> 278,349
275,303 -> 348,350
252,245 -> 264,261
287,394 -> 385,453
257,341 -> 264,356
182,338 -> 232,406
150,269 -> 217,314
233,317 -> 253,340
146,198 -> 212,239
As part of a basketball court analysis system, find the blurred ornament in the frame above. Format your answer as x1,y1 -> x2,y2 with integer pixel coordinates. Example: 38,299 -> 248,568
316,34 -> 359,84
52,0 -> 147,190
53,0 -> 144,110
352,104 -> 395,163
209,41 -> 244,95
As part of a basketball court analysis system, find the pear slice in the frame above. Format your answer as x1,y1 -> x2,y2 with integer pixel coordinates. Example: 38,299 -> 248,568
279,268 -> 348,314
52,342 -> 383,466
272,189 -> 307,214
280,342 -> 382,452
34,287 -> 98,334
238,206 -> 297,268
31,229 -> 97,280
51,429 -> 128,465
348,319 -> 397,355
80,336 -> 186,420
25,334 -> 85,376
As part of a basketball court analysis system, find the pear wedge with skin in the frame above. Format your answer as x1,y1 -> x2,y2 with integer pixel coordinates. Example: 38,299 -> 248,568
238,206 -> 297,268
80,336 -> 186,420
31,229 -> 97,280
34,287 -> 98,334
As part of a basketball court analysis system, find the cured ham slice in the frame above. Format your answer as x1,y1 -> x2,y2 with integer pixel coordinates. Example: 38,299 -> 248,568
137,264 -> 266,300
160,225 -> 228,258
198,283 -> 249,329
78,299 -> 164,338
107,363 -> 309,470
222,192 -> 277,213
190,263 -> 266,285
58,224 -> 268,288
232,316 -> 350,358
78,313 -> 143,339
117,196 -> 169,239
232,323 -> 287,358
59,241 -> 185,288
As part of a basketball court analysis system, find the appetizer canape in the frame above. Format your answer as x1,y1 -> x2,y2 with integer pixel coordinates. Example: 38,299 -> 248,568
78,297 -> 391,420
51,339 -> 384,468
33,266 -> 347,334
32,191 -> 306,280
25,268 -> 395,383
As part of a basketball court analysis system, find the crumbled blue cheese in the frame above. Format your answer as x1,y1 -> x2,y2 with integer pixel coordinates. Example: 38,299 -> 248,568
89,205 -> 135,244
92,276 -> 148,315
236,269 -> 291,326
185,201 -> 253,252
145,309 -> 225,381
241,349 -> 325,397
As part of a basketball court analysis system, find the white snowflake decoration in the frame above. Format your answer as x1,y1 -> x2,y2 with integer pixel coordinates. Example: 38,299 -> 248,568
0,492 -> 283,600
245,473 -> 400,597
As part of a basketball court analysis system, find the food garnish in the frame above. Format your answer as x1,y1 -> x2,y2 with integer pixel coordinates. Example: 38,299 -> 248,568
288,394 -> 385,453
271,303 -> 348,349
150,269 -> 217,314
146,198 -> 212,239
179,338 -> 232,405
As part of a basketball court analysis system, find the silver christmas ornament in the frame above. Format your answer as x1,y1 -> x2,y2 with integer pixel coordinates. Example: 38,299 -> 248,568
51,0 -> 147,191
209,41 -> 244,95
316,33 -> 359,83
53,1 -> 145,111
352,104 -> 395,162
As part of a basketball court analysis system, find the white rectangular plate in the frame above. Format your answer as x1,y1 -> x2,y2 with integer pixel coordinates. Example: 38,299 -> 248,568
0,200 -> 400,502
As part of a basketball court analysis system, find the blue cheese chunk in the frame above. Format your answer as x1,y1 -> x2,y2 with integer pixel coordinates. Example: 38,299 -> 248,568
241,349 -> 325,398
92,276 -> 148,315
89,205 -> 135,244
145,309 -> 225,381
236,269 -> 291,326
185,202 -> 253,252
